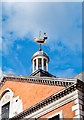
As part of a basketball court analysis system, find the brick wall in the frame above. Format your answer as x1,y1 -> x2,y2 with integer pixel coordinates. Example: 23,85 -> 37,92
40,101 -> 75,118
0,80 -> 65,110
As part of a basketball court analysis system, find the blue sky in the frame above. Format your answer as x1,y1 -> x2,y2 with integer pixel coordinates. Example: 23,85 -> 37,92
0,2 -> 82,78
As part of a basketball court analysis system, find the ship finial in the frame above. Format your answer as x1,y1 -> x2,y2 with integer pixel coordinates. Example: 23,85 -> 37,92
34,32 -> 48,50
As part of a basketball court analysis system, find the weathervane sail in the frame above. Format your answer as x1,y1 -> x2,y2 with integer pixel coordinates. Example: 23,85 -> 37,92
34,32 -> 48,51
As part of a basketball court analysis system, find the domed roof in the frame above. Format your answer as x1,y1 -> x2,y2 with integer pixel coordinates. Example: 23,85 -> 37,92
32,50 -> 49,62
34,51 -> 47,56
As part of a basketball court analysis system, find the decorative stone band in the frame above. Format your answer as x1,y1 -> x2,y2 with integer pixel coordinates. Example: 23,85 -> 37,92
31,53 -> 49,62
10,81 -> 84,120
0,75 -> 77,89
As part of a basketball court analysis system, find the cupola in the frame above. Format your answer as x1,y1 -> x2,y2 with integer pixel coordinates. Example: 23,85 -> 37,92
31,49 -> 49,72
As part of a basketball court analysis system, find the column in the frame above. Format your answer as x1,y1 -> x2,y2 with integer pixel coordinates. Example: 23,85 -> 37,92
46,61 -> 48,71
33,60 -> 34,72
42,58 -> 44,70
36,58 -> 38,70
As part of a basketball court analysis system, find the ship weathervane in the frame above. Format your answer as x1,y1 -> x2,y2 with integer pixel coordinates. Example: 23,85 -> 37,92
34,32 -> 48,51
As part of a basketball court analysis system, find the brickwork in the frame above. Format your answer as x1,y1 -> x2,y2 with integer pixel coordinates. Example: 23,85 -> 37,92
40,101 -> 75,118
0,80 -> 65,110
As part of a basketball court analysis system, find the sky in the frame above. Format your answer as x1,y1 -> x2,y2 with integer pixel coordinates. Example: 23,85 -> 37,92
0,2 -> 82,78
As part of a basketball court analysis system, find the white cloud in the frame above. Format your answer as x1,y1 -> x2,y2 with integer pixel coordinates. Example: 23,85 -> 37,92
2,0 -> 83,2
2,2 -> 82,54
0,67 -> 2,78
56,68 -> 77,78
3,67 -> 15,74
16,44 -> 22,50
0,37 -> 2,51
0,2 -> 2,52
14,54 -> 27,74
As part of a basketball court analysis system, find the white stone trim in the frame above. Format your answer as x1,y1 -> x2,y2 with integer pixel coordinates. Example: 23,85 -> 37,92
75,109 -> 84,116
72,90 -> 84,119
74,99 -> 83,105
73,115 -> 82,119
0,88 -> 14,100
33,56 -> 48,61
72,104 -> 82,111
0,88 -> 23,119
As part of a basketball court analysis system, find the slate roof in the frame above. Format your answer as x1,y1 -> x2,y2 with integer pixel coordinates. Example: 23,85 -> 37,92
73,71 -> 84,81
30,69 -> 56,77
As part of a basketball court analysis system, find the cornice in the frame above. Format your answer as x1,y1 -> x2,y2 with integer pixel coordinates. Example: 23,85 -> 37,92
31,53 -> 49,62
0,74 -> 77,89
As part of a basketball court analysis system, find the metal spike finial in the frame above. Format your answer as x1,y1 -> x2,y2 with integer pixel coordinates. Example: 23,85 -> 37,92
39,44 -> 42,51
39,31 -> 41,39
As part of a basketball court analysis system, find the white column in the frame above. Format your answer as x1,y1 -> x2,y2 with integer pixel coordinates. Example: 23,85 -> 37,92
36,58 -> 38,70
42,58 -> 44,70
33,60 -> 34,72
46,61 -> 48,71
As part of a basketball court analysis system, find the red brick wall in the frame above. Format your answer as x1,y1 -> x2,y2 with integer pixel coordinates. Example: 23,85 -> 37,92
0,80 -> 65,110
40,101 -> 75,118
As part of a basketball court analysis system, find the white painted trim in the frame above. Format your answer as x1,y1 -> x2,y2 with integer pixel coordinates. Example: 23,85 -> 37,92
75,109 -> 84,116
72,90 -> 84,119
74,99 -> 83,105
0,88 -> 14,100
72,104 -> 82,112
73,115 -> 82,119
0,88 -> 23,119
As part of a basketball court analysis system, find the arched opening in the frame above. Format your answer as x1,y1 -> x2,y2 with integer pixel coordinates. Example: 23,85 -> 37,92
0,88 -> 14,100
44,59 -> 46,71
0,90 -> 10,100
34,59 -> 36,71
38,58 -> 42,69
0,88 -> 23,119
0,89 -> 13,119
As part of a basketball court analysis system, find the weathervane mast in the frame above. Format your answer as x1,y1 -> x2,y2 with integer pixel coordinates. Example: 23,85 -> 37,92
34,32 -> 48,51
39,31 -> 42,51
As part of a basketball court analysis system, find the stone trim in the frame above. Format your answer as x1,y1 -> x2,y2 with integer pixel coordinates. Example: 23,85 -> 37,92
10,82 -> 84,120
0,88 -> 14,100
73,91 -> 84,119
31,53 -> 49,62
0,88 -> 23,119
